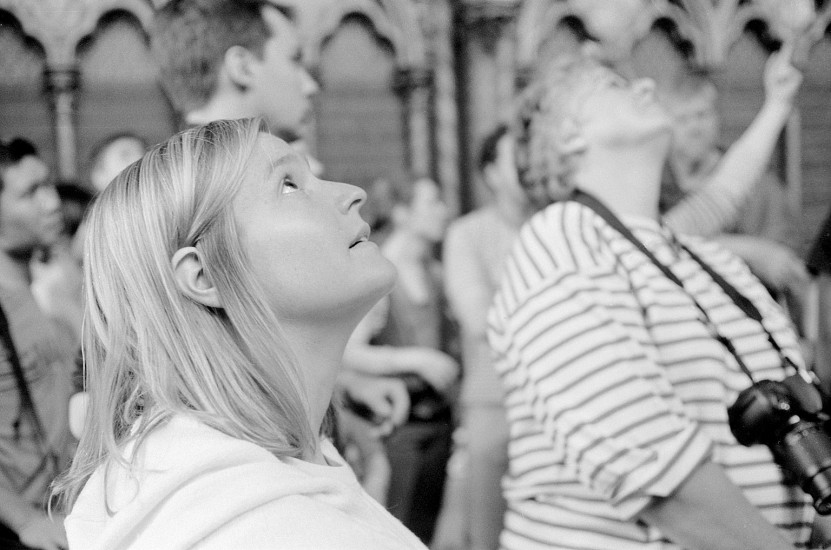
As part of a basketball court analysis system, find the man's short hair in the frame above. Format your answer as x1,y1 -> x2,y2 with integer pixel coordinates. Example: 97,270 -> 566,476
0,138 -> 39,192
477,124 -> 509,174
150,0 -> 293,114
55,180 -> 94,236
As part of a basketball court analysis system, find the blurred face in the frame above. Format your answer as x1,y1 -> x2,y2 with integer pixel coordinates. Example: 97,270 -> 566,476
665,89 -> 720,162
405,178 -> 448,244
91,136 -> 145,192
0,156 -> 62,255
574,68 -> 672,149
487,133 -> 528,208
233,133 -> 396,322
250,7 -> 319,142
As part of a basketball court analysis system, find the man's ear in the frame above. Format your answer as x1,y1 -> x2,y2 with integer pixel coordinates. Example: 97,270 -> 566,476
171,247 -> 222,309
481,165 -> 498,193
558,116 -> 588,157
223,45 -> 258,89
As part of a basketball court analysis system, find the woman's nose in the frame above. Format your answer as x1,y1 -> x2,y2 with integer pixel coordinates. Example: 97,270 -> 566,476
331,180 -> 366,213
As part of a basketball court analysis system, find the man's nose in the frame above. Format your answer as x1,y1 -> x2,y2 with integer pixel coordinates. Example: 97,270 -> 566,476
302,69 -> 319,97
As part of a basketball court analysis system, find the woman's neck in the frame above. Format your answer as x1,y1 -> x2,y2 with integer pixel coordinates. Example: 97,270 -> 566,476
277,314 -> 358,465
575,143 -> 666,221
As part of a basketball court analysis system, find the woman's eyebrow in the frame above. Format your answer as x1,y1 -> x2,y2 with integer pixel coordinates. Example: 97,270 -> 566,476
266,153 -> 298,177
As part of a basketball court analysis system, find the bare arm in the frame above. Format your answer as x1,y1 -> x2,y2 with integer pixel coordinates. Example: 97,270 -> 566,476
343,300 -> 459,392
664,46 -> 802,237
639,461 -> 795,550
0,483 -> 67,550
443,221 -> 493,340
342,340 -> 459,393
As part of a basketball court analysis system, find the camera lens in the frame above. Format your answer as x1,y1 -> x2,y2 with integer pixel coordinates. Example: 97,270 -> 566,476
775,420 -> 831,515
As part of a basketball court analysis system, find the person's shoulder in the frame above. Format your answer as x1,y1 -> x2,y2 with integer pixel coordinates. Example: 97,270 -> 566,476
446,207 -> 496,237
516,200 -> 605,260
68,417 -> 363,550
490,201 -> 606,320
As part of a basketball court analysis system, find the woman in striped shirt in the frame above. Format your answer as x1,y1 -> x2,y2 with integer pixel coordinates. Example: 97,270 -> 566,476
486,50 -> 819,549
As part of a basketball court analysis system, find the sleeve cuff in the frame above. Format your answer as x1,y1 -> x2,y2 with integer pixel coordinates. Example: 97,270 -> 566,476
610,424 -> 713,521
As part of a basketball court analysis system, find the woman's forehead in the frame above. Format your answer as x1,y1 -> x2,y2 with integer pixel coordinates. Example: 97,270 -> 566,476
255,133 -> 306,168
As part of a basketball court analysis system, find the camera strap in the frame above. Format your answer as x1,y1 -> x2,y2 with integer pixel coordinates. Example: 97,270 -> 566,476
570,189 -> 797,384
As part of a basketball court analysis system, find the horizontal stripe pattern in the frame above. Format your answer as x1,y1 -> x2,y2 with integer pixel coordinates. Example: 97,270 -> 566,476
487,202 -> 813,549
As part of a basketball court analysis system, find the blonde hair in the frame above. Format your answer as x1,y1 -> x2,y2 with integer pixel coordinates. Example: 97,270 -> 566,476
54,118 -> 315,510
513,54 -> 609,205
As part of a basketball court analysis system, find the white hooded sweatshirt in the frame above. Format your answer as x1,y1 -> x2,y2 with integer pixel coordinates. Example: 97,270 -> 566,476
65,415 -> 427,550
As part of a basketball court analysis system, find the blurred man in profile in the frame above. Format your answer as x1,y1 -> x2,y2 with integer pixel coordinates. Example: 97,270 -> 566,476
0,139 -> 76,550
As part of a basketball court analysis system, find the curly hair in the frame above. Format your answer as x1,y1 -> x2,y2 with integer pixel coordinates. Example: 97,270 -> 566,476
512,55 -> 609,206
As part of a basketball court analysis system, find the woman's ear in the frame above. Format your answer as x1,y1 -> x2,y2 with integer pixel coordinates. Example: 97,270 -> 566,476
171,247 -> 222,309
558,116 -> 588,157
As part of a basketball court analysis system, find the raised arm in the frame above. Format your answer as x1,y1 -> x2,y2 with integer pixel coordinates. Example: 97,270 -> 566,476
342,299 -> 459,393
663,45 -> 802,237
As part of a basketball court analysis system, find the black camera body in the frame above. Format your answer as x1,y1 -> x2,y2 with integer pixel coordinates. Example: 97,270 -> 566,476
728,375 -> 831,515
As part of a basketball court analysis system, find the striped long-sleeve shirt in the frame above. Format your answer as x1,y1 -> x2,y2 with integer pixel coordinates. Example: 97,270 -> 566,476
487,201 -> 813,550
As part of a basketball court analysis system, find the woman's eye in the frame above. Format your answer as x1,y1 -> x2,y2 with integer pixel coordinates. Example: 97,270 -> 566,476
281,178 -> 299,194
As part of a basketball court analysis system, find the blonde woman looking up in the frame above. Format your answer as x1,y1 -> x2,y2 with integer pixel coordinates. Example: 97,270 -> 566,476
53,119 -> 427,550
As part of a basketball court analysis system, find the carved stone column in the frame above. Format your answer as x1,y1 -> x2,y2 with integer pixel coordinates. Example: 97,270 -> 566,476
44,65 -> 80,179
393,67 -> 433,179
458,0 -> 519,211
425,0 -> 462,217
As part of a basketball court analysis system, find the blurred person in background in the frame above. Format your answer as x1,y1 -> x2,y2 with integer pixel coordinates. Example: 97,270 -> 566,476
0,138 -> 77,550
87,132 -> 147,194
150,0 -> 409,433
659,68 -> 808,312
439,124 -> 535,550
30,180 -> 93,345
344,175 -> 459,545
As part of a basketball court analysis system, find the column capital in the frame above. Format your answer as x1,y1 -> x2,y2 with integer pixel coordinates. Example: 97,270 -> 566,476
43,65 -> 80,96
393,67 -> 433,95
460,0 -> 519,55
460,0 -> 520,27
